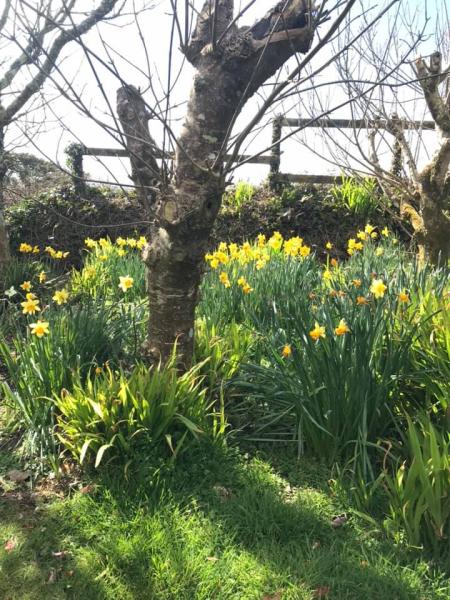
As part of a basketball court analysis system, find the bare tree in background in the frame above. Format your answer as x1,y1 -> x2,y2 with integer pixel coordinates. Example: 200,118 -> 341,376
370,52 -> 450,264
0,0 -> 123,269
300,2 -> 449,263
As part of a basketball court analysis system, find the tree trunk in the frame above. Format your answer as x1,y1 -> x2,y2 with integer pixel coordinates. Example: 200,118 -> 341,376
118,0 -> 315,367
417,173 -> 450,265
413,53 -> 450,265
143,179 -> 222,368
143,62 -> 240,367
420,201 -> 450,265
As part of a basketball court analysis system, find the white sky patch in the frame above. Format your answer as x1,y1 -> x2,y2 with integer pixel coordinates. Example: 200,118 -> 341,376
2,0 -> 443,186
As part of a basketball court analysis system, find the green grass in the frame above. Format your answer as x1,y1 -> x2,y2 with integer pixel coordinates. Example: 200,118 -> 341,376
1,443 -> 448,600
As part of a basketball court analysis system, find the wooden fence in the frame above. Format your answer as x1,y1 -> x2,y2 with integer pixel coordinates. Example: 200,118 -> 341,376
66,116 -> 435,193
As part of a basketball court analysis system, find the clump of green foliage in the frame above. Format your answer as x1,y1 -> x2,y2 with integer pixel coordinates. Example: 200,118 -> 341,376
222,181 -> 255,212
330,175 -> 380,216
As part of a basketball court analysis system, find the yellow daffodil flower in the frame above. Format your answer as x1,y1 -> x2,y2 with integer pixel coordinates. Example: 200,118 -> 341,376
21,298 -> 40,315
335,319 -> 350,336
219,272 -> 231,288
137,236 -> 147,249
282,344 -> 292,358
299,245 -> 311,258
268,232 -> 283,251
53,289 -> 69,305
119,276 -> 134,292
20,281 -> 32,292
309,322 -> 326,341
370,279 -> 387,298
29,320 -> 49,337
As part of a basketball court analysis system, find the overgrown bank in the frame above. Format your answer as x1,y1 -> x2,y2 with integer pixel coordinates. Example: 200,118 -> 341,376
5,181 -> 411,266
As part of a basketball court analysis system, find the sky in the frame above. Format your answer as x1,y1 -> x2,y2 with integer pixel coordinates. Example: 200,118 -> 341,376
1,0 -> 443,187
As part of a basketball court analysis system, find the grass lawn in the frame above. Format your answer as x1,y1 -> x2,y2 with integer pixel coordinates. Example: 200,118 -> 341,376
1,442 -> 448,600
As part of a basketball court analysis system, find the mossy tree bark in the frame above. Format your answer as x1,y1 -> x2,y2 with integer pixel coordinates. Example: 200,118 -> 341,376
370,53 -> 450,265
413,53 -> 450,264
117,0 -> 316,368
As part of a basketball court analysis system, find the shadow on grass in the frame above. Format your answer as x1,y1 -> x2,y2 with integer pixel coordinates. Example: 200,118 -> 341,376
0,442 -> 445,599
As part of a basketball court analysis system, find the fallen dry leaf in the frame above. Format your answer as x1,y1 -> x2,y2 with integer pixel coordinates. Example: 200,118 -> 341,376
4,539 -> 17,552
47,568 -> 57,584
331,513 -> 348,528
7,469 -> 31,483
213,485 -> 233,502
313,585 -> 331,598
79,484 -> 95,494
206,556 -> 218,562
52,551 -> 70,559
262,593 -> 282,600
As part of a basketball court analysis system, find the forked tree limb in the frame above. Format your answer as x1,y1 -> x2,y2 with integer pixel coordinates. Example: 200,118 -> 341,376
116,85 -> 161,213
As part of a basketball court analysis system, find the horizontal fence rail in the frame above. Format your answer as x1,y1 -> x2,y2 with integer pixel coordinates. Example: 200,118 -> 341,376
281,117 -> 436,130
66,115 -> 436,193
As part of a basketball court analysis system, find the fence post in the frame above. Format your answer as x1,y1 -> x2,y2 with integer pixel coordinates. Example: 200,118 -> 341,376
65,143 -> 87,197
269,115 -> 282,191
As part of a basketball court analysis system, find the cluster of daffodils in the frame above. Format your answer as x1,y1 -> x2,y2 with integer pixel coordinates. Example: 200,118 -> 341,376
309,318 -> 351,341
14,281 -> 70,338
347,224 -> 389,256
19,242 -> 69,259
84,236 -> 147,259
206,233 -> 312,271
281,318 -> 351,357
206,233 -> 312,292
45,246 -> 70,260
281,276 -> 410,357
216,271 -> 252,293
19,243 -> 40,254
